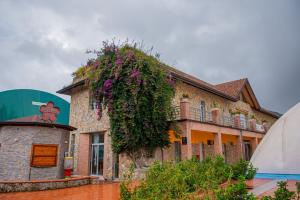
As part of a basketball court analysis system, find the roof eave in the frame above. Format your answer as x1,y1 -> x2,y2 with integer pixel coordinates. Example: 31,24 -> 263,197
172,73 -> 238,101
56,79 -> 86,95
0,121 -> 77,131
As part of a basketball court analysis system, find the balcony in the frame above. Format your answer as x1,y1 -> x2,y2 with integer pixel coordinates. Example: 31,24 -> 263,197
172,105 -> 266,133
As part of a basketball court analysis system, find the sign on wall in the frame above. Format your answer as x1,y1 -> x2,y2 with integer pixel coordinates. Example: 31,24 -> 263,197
31,144 -> 58,167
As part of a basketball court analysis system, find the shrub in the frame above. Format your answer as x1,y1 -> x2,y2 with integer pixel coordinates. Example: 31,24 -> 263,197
120,157 -> 260,200
216,177 -> 256,200
261,181 -> 295,200
231,159 -> 257,180
121,156 -> 232,200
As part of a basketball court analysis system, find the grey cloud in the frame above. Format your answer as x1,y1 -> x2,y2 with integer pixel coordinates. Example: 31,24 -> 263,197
0,0 -> 299,113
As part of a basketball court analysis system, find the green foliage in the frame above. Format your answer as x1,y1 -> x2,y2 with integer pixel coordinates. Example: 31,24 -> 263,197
120,164 -> 135,200
121,156 -> 233,200
216,177 -> 256,200
231,159 -> 257,180
261,181 -> 295,200
80,41 -> 175,158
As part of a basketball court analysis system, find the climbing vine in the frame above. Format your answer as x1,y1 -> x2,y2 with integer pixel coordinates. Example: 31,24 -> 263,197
75,41 -> 176,160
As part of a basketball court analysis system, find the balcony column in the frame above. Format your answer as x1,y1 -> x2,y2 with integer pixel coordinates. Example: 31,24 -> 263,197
249,119 -> 257,131
251,137 -> 259,153
214,130 -> 223,155
234,114 -> 241,128
236,131 -> 244,160
211,108 -> 221,124
180,97 -> 190,120
179,121 -> 192,160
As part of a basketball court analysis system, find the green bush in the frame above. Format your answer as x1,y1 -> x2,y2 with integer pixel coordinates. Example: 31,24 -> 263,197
261,181 -> 295,200
120,157 -> 261,200
216,177 -> 256,200
231,159 -> 257,180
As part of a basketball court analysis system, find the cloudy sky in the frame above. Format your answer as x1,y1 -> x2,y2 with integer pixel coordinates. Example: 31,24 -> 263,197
0,0 -> 299,113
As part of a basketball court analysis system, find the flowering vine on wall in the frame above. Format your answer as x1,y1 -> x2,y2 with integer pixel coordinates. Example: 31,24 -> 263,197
74,41 -> 176,161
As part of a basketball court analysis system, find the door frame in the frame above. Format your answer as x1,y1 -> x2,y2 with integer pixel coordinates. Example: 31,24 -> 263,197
89,133 -> 105,176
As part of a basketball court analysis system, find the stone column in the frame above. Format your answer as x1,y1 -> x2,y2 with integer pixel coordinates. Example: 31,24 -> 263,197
234,114 -> 241,128
214,131 -> 223,155
236,132 -> 244,160
77,133 -> 90,176
249,119 -> 257,131
179,122 -> 192,160
211,108 -> 221,124
251,137 -> 259,153
180,98 -> 190,120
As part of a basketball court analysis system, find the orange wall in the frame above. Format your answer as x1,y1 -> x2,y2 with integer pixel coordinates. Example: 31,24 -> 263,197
169,130 -> 181,143
222,134 -> 238,144
191,130 -> 214,144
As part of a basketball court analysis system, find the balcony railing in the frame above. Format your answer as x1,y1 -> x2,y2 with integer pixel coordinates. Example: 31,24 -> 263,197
171,106 -> 265,133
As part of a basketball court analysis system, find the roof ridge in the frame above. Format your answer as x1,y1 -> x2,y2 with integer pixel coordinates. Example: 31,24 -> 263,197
215,78 -> 247,86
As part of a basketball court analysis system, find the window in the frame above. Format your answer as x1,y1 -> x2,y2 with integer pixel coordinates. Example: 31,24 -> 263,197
240,114 -> 247,129
31,144 -> 58,167
200,101 -> 206,121
207,140 -> 214,145
89,92 -> 98,110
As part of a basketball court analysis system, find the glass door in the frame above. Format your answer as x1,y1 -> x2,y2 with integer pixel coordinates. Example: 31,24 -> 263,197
90,133 -> 104,176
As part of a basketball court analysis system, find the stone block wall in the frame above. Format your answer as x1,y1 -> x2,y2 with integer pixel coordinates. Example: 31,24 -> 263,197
0,126 -> 69,181
69,87 -> 112,179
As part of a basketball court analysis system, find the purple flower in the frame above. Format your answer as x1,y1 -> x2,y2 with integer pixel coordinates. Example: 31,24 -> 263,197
130,69 -> 140,78
115,56 -> 123,66
103,79 -> 113,91
126,51 -> 135,61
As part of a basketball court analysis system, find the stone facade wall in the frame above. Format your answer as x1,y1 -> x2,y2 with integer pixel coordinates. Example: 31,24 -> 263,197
69,87 -> 112,179
0,126 -> 69,181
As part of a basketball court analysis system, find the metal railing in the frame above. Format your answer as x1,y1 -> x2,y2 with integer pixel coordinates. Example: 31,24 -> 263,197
171,106 -> 265,133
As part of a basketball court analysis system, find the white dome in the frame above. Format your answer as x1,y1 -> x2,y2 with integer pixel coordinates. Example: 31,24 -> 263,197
251,102 -> 300,174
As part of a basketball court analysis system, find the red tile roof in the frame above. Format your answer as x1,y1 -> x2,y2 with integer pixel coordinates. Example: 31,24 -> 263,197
215,78 -> 247,99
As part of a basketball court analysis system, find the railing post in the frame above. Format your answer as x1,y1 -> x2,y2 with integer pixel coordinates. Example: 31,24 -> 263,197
180,97 -> 190,120
249,119 -> 257,131
233,114 -> 241,128
211,108 -> 221,124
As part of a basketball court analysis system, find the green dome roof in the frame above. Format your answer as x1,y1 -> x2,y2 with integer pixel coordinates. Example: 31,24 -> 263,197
0,89 -> 70,125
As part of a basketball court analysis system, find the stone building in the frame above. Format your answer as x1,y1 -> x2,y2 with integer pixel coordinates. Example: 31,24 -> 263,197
0,102 -> 76,181
57,67 -> 279,180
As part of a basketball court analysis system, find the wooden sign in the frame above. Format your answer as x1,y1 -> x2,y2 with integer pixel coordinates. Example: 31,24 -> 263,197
31,144 -> 58,167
